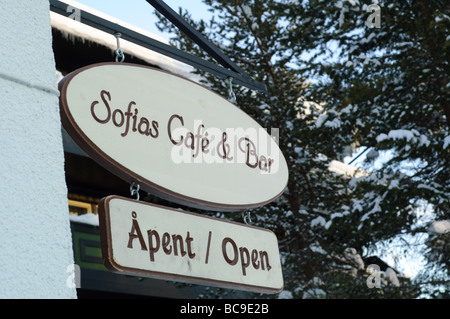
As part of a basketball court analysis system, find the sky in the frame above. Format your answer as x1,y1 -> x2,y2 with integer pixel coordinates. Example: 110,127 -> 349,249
75,0 -> 211,39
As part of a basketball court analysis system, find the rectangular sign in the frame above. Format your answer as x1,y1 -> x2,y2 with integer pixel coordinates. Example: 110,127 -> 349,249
98,196 -> 283,293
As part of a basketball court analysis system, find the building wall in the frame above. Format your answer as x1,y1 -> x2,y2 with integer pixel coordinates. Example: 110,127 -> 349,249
0,1 -> 76,298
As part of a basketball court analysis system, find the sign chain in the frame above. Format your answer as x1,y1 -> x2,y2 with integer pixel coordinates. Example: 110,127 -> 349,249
227,77 -> 237,105
114,33 -> 125,63
130,182 -> 140,201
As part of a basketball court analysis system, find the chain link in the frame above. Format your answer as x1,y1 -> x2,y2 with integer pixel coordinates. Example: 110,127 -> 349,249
130,182 -> 140,201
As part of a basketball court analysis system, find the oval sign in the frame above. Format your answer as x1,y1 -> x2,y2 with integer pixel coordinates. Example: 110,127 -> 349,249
59,63 -> 288,211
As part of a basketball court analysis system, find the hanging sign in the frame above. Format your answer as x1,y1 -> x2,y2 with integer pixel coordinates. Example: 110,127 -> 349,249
59,63 -> 288,211
99,196 -> 284,293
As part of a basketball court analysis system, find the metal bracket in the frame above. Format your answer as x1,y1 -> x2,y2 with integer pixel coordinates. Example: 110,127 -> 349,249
49,0 -> 267,93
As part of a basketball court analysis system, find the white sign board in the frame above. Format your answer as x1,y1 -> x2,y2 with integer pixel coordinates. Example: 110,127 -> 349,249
59,63 -> 288,211
99,196 -> 284,293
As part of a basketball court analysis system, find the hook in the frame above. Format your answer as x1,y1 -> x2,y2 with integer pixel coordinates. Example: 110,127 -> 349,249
242,211 -> 252,225
114,32 -> 125,63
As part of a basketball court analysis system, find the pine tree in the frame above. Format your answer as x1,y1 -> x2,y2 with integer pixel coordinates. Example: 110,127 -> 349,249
299,0 -> 450,298
155,0 -> 448,298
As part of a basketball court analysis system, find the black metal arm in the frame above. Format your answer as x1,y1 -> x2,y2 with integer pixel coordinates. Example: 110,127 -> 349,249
49,0 -> 267,93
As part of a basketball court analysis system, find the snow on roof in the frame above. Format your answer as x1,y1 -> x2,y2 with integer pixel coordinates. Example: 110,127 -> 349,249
69,213 -> 99,226
51,0 -> 197,80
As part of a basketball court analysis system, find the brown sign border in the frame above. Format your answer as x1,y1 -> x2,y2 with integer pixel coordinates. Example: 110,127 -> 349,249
98,195 -> 284,294
59,62 -> 288,212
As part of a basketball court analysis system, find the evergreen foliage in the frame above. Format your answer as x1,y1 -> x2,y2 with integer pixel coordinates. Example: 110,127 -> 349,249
155,0 -> 449,298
